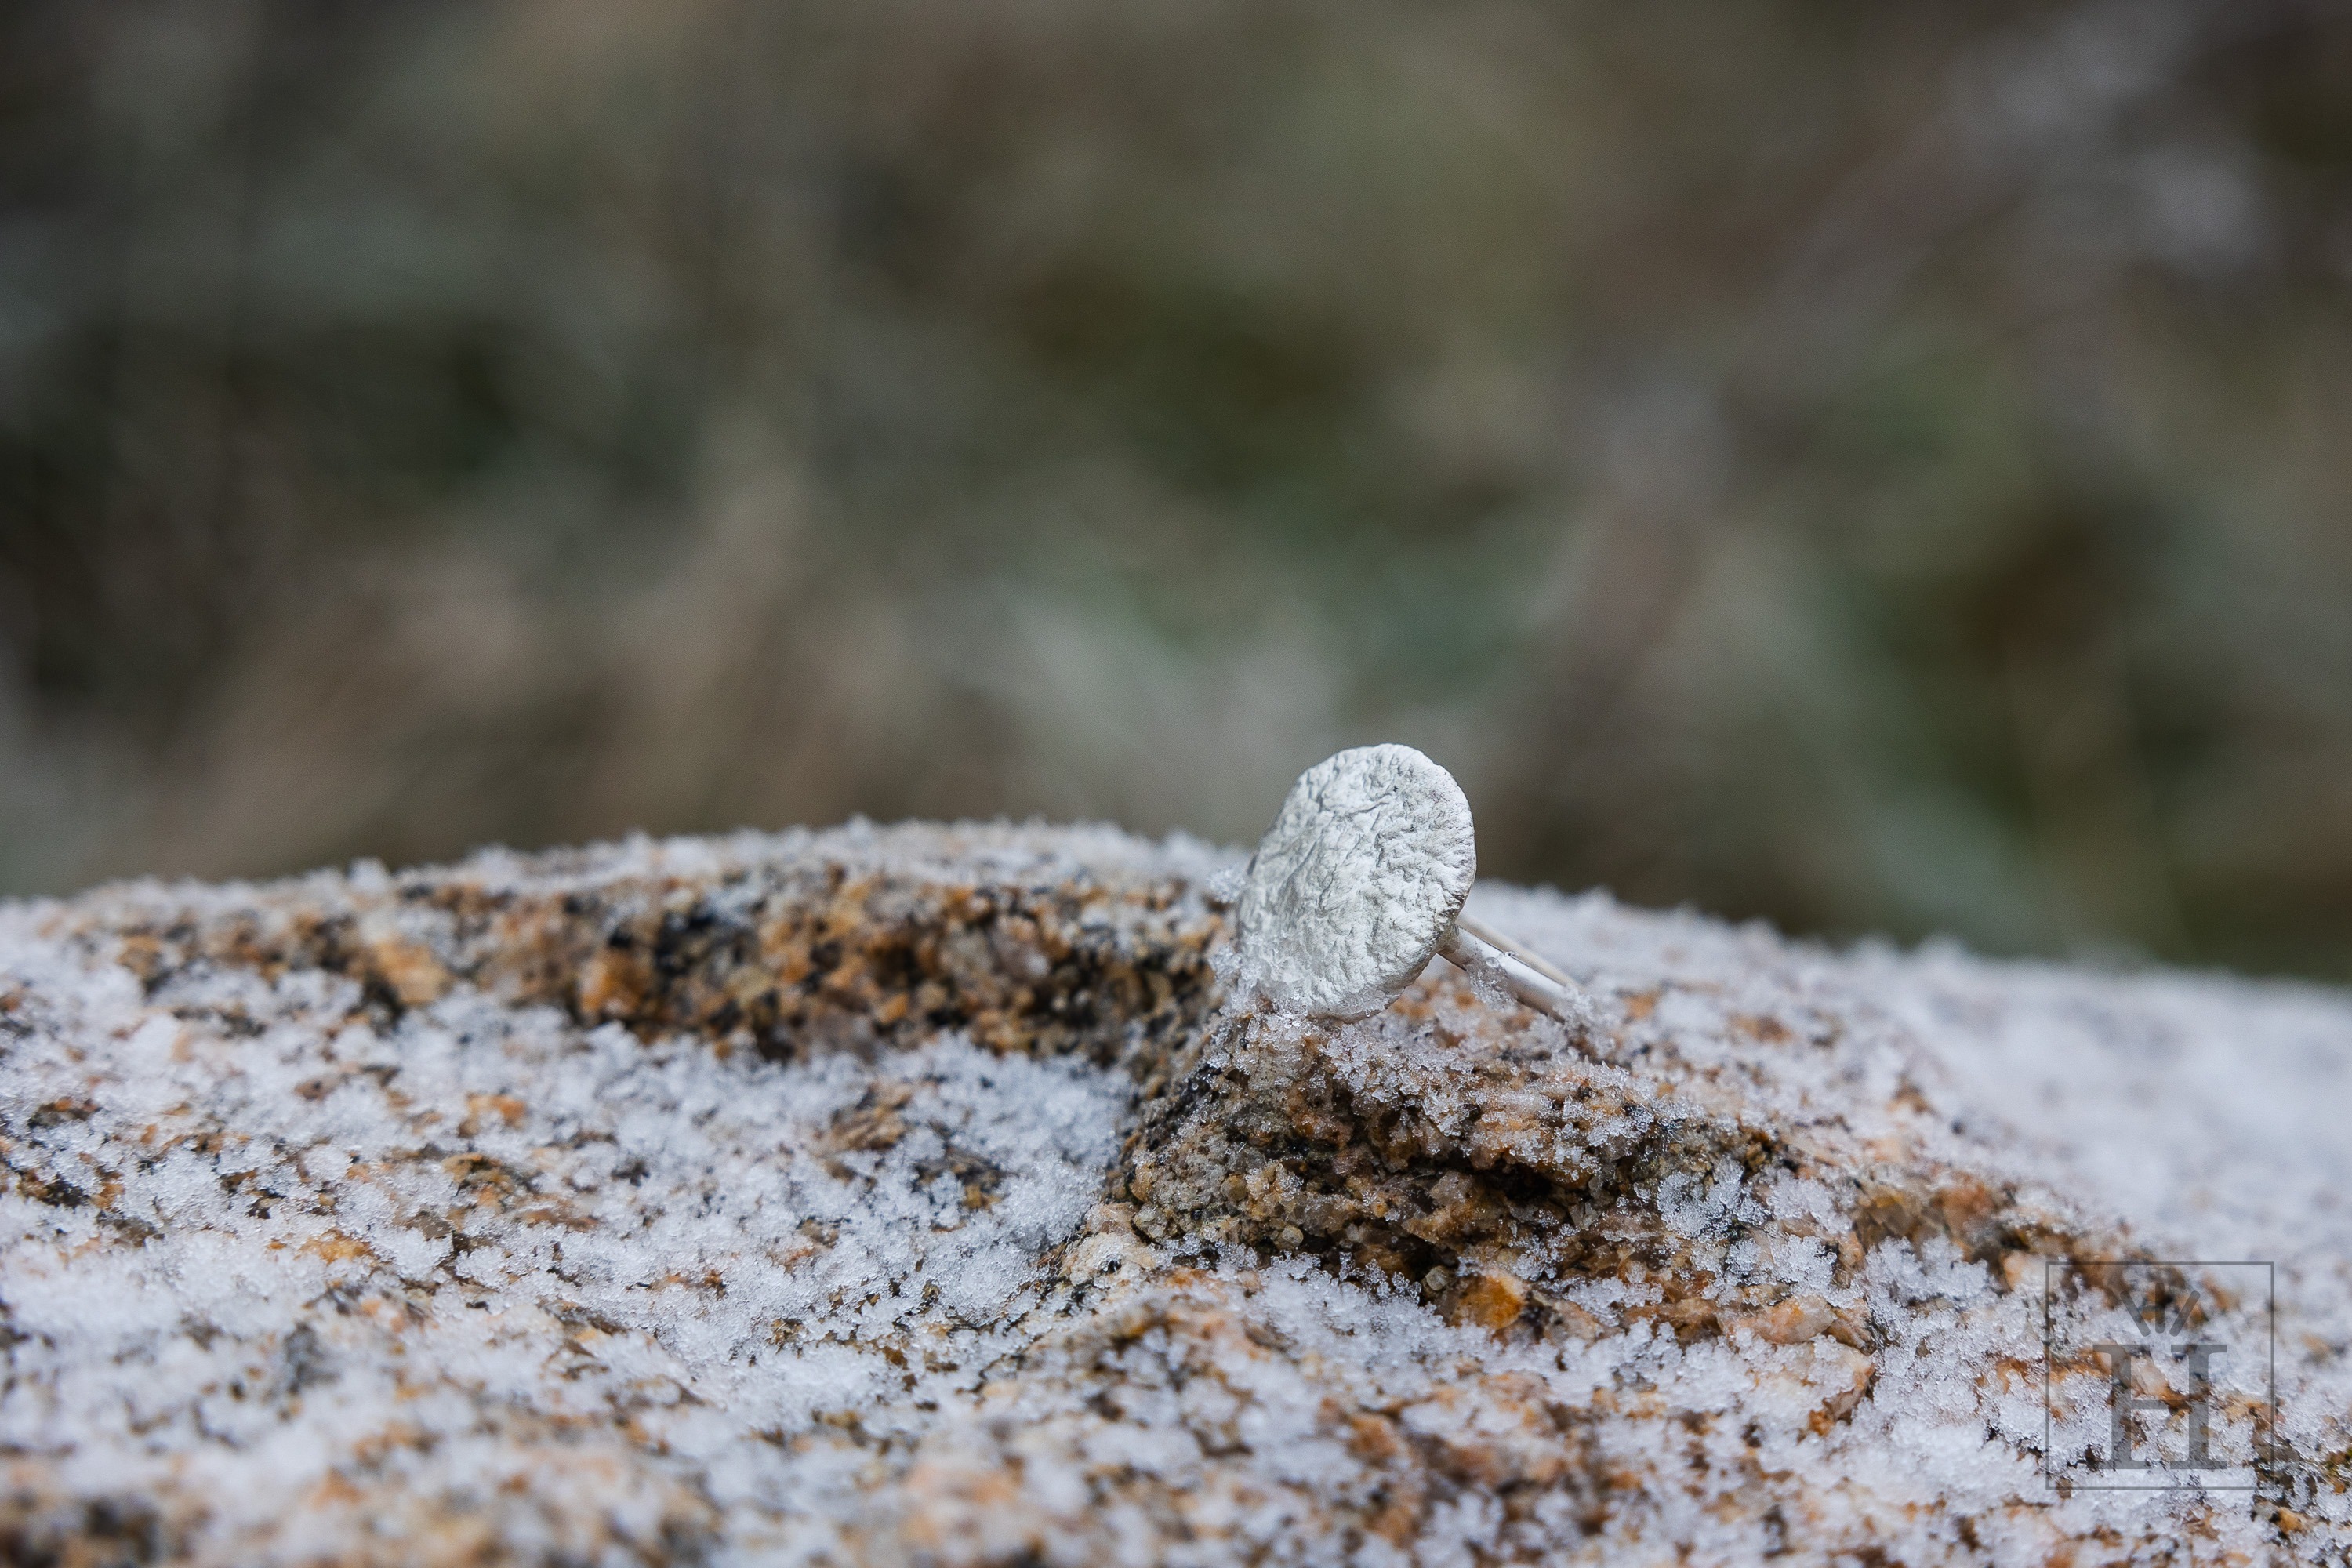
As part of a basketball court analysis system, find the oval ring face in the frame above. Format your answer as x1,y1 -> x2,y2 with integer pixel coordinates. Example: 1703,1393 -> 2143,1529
1233,744 -> 1477,1018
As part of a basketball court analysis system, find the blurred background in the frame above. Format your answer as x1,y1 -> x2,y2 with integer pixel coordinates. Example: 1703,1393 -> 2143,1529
3,0 -> 2350,979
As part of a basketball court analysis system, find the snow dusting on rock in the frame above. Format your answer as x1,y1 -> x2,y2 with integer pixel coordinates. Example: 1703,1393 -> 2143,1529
0,824 -> 2343,1564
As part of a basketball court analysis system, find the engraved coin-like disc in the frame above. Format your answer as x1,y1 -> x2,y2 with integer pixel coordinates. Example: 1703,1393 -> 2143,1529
1234,744 -> 1477,1018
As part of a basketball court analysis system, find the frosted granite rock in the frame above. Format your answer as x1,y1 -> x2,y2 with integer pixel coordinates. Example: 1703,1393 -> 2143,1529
1,822 -> 2347,1566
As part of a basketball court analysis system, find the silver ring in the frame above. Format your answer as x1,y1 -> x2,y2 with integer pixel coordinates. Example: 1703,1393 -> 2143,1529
1232,744 -> 1581,1022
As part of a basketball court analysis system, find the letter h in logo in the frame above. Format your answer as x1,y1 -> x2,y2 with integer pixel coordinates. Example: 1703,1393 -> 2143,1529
2091,1339 -> 2227,1470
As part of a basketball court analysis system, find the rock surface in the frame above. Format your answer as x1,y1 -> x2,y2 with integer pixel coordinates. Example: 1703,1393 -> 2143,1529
1,823 -> 2347,1565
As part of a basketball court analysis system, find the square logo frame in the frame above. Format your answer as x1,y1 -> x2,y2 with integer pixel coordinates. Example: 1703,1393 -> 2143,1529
2042,1259 -> 2277,1494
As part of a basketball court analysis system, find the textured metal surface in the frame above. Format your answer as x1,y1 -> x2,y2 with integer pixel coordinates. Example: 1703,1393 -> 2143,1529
1233,744 -> 1477,1018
